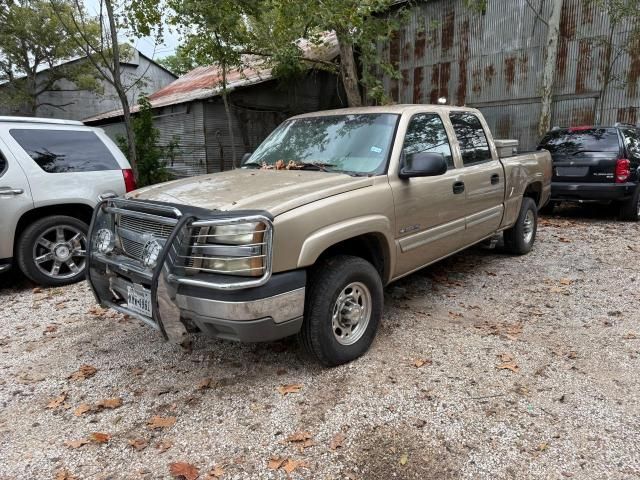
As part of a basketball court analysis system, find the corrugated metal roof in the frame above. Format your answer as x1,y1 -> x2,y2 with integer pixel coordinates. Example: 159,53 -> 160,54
85,32 -> 339,123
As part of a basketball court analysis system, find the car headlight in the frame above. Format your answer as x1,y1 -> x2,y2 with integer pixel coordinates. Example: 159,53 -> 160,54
186,221 -> 269,277
95,228 -> 114,254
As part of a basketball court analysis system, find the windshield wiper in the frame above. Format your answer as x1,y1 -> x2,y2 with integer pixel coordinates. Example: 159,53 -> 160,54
297,161 -> 337,172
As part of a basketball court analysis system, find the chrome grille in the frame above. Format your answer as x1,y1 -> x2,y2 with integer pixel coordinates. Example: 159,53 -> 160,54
115,212 -> 176,262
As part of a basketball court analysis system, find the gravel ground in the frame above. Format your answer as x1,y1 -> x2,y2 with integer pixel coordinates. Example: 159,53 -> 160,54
0,204 -> 639,480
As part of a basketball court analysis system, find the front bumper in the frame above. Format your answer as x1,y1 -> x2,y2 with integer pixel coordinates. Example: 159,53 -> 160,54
551,181 -> 636,201
87,199 -> 305,344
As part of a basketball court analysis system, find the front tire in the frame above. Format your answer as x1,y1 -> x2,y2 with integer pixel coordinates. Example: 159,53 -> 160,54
299,255 -> 383,367
504,197 -> 538,255
17,215 -> 88,287
619,186 -> 640,221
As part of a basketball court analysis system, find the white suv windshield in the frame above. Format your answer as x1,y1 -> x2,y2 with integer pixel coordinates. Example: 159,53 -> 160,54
244,114 -> 399,175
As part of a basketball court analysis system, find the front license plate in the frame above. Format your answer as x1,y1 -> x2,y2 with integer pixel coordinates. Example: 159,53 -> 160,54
127,286 -> 152,317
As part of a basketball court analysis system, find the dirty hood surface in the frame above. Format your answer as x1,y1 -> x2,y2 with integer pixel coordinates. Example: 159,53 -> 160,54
128,169 -> 374,216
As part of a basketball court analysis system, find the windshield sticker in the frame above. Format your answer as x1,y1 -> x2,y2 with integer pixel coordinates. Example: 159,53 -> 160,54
370,146 -> 383,154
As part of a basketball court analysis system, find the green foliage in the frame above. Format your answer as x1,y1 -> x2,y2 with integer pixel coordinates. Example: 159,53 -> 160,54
117,97 -> 173,187
0,0 -> 102,114
158,46 -> 198,76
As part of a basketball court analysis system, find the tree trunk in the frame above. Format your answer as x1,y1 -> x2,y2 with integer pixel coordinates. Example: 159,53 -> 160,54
336,29 -> 362,107
538,0 -> 563,139
104,0 -> 137,175
221,63 -> 237,169
595,24 -> 617,125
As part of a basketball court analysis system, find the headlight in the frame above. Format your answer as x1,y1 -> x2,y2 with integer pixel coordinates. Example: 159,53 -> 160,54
142,239 -> 162,268
185,221 -> 269,277
208,222 -> 262,245
95,229 -> 114,254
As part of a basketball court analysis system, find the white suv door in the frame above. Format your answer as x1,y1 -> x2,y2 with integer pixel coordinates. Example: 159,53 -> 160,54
0,138 -> 33,266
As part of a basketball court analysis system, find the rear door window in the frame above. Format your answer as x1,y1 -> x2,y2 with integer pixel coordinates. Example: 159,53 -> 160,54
403,113 -> 454,169
9,129 -> 119,173
539,128 -> 621,156
449,113 -> 493,165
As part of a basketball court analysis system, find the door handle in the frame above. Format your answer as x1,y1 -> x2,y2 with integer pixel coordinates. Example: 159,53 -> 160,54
491,174 -> 500,185
0,187 -> 24,196
452,181 -> 465,194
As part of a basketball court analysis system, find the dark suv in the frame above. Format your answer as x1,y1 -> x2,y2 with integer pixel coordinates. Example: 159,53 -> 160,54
538,124 -> 640,220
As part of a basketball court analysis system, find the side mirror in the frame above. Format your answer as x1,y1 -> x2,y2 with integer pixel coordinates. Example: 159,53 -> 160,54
241,152 -> 252,164
399,152 -> 448,179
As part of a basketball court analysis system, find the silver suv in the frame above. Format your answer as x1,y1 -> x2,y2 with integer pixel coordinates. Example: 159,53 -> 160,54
0,117 -> 133,286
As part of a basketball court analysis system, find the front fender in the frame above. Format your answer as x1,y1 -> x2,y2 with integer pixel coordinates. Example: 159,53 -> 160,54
297,215 -> 395,283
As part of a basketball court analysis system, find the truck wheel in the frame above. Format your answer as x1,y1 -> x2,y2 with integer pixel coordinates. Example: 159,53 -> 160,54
299,255 -> 383,367
16,215 -> 88,287
503,197 -> 538,255
619,186 -> 640,221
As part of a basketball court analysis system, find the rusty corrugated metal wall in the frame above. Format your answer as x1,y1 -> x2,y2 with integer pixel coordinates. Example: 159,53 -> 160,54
381,0 -> 640,149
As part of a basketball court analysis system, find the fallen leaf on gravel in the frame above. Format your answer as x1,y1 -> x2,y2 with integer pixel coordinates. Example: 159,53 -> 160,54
399,452 -> 409,465
267,457 -> 285,470
627,245 -> 640,253
46,392 -> 67,409
131,367 -> 145,376
169,462 -> 199,480
496,353 -> 519,373
156,440 -> 174,453
282,459 -> 308,474
206,465 -> 225,479
148,416 -> 176,430
413,358 -> 432,368
623,332 -> 637,340
33,287 -> 43,294
559,278 -> 573,285
558,237 -> 571,243
329,432 -> 345,450
43,324 -> 57,334
128,438 -> 148,451
537,442 -> 549,451
64,439 -> 89,449
561,472 -> 574,478
55,469 -> 77,480
277,384 -> 302,395
69,365 -> 97,381
90,432 -> 111,444
197,378 -> 212,390
96,397 -> 122,409
74,403 -> 92,416
87,305 -> 107,316
285,431 -> 312,443
549,286 -> 565,293
567,351 -> 578,359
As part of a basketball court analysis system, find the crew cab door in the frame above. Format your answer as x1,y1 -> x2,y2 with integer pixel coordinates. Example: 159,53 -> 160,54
391,112 -> 468,276
0,137 -> 34,261
448,112 -> 504,241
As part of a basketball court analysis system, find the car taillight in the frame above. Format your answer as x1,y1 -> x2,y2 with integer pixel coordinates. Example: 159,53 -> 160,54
615,159 -> 630,183
122,168 -> 137,192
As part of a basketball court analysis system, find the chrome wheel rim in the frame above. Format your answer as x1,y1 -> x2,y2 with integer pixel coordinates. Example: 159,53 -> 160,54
332,281 -> 372,346
33,225 -> 87,280
522,210 -> 535,244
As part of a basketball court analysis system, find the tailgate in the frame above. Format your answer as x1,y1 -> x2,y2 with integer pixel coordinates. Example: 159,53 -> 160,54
539,128 -> 621,183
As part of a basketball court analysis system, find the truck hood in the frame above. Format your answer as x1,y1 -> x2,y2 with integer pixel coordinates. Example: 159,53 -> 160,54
127,169 -> 375,216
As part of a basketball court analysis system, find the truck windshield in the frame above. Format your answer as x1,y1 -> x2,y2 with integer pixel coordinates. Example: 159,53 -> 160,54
539,128 -> 620,156
244,113 -> 399,175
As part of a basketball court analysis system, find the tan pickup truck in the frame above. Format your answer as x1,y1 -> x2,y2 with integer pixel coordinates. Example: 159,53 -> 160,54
87,105 -> 552,366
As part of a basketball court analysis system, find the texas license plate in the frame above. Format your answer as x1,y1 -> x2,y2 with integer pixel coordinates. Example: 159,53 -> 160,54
127,286 -> 152,317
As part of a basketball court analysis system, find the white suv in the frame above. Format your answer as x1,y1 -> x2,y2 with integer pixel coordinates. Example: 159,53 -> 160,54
0,117 -> 134,286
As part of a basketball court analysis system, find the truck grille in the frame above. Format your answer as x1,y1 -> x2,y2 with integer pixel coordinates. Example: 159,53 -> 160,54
116,213 -> 176,262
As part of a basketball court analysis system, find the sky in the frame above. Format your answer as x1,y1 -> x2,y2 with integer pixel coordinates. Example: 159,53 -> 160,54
84,0 -> 179,60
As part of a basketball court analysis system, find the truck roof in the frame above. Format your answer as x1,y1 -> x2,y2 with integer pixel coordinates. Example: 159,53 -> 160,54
0,116 -> 84,126
291,104 -> 480,119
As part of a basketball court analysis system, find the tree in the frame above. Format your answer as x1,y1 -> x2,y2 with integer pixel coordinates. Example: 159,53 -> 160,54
51,0 -> 140,175
117,97 -> 173,187
0,0 -> 102,115
589,0 -> 640,124
158,46 -> 197,76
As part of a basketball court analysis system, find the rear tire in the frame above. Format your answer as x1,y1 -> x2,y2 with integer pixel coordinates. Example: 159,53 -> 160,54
298,255 -> 383,367
504,197 -> 538,255
619,186 -> 640,221
17,215 -> 88,287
